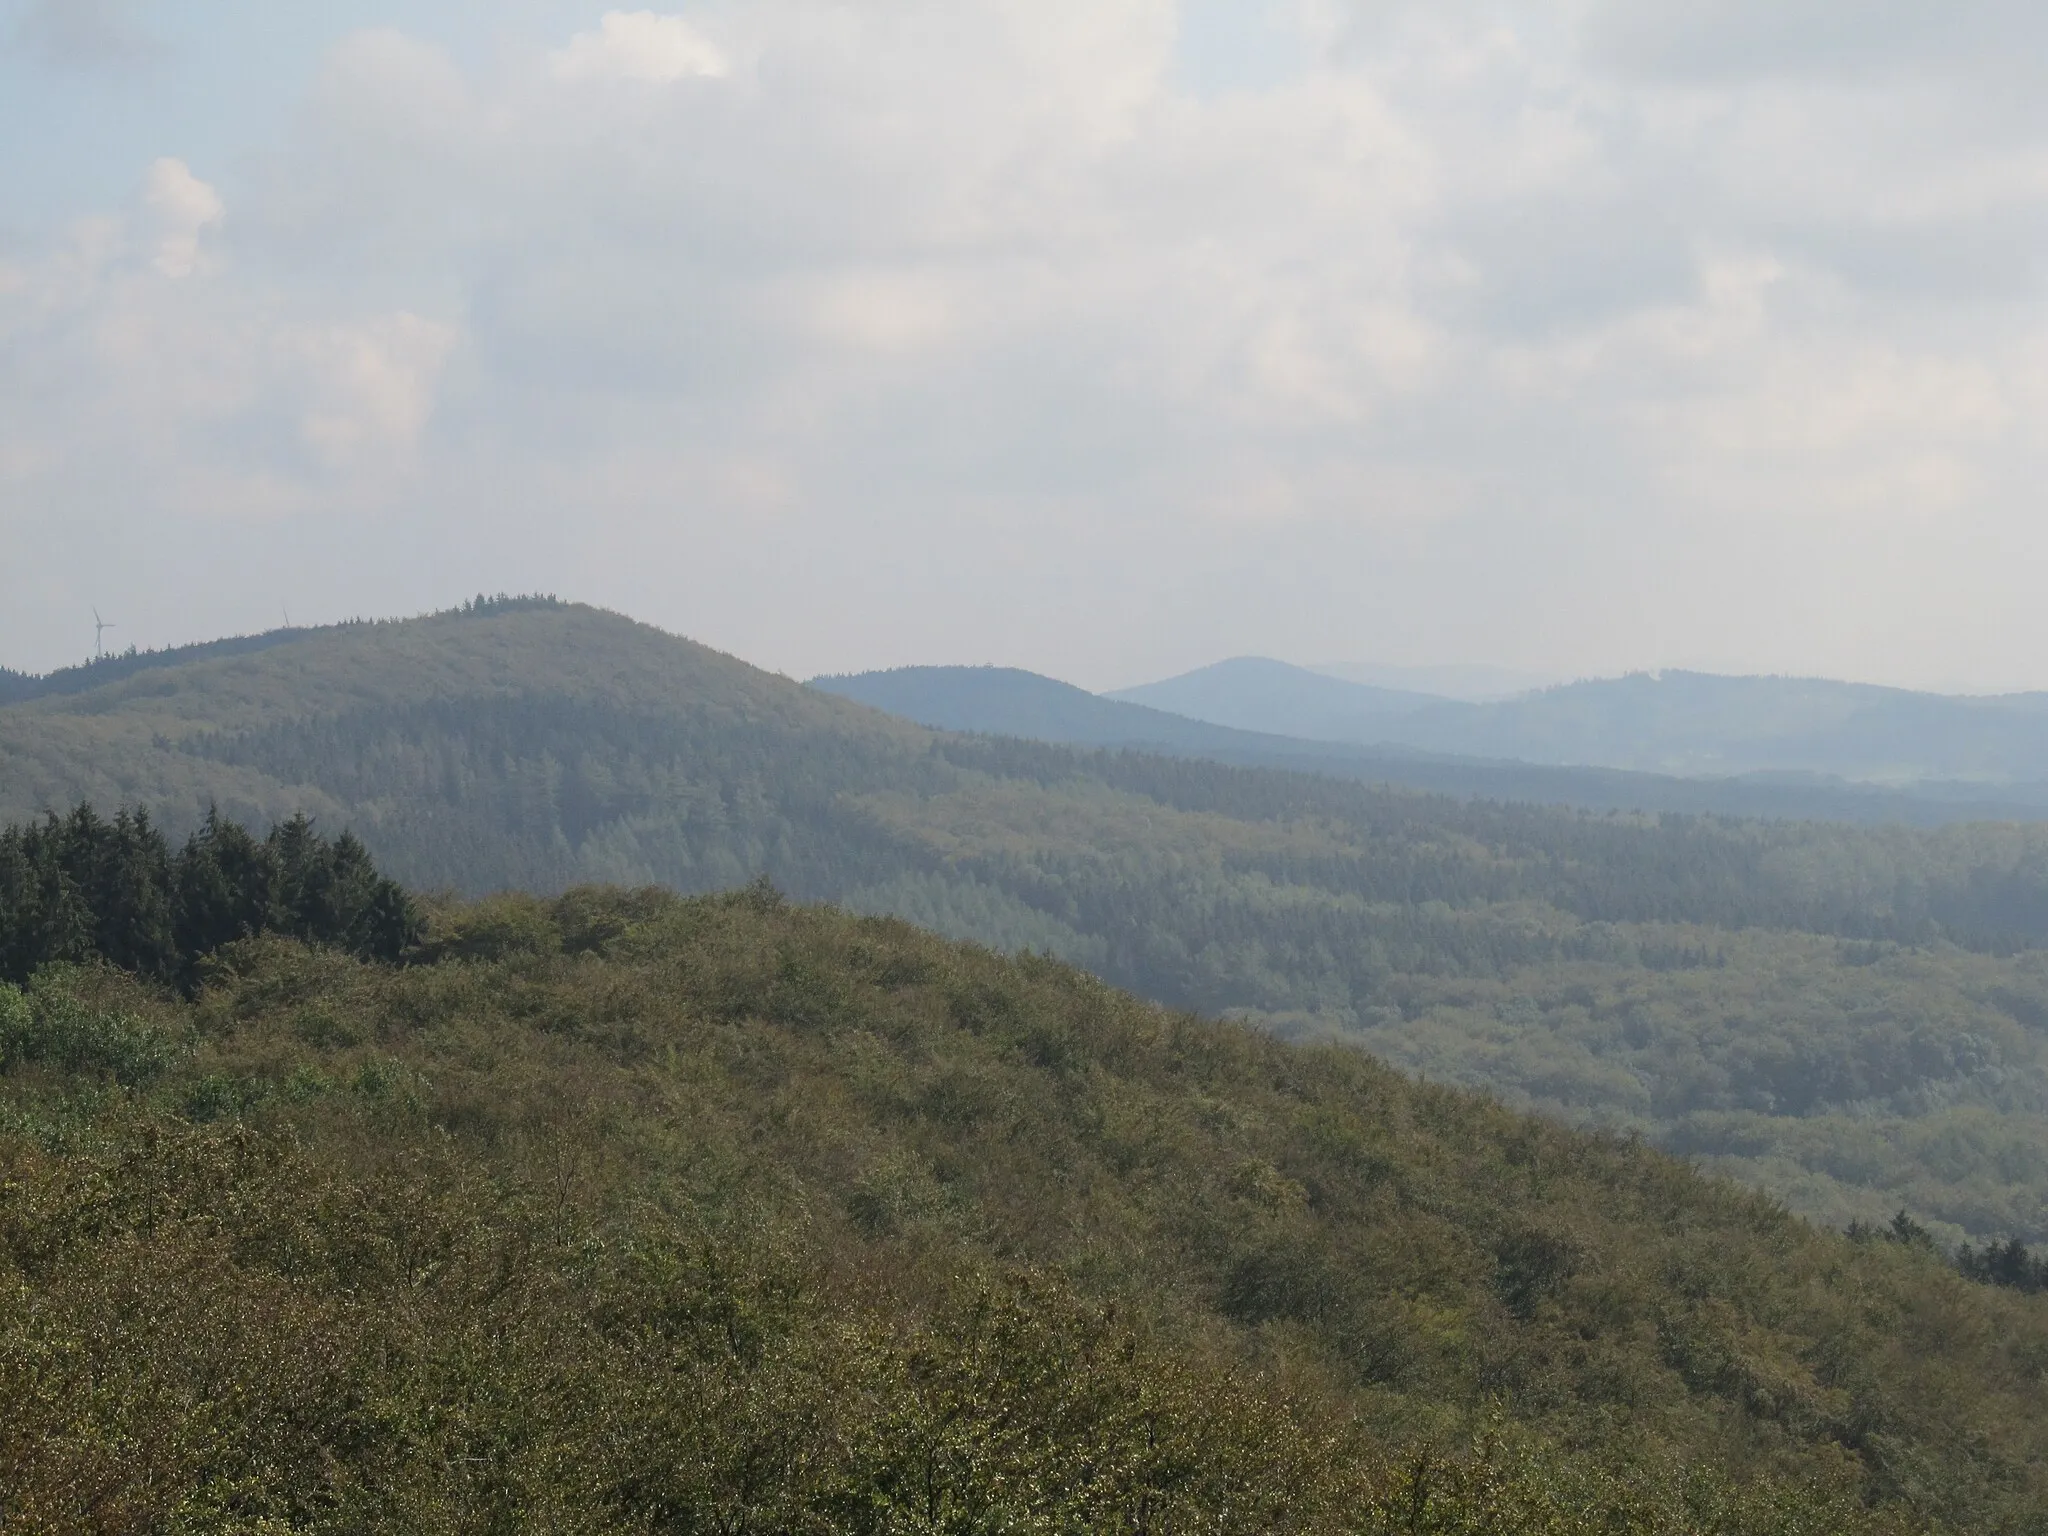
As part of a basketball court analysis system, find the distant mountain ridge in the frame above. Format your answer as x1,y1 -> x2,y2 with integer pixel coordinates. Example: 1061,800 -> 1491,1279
1103,656 -> 1441,739
807,665 -> 1267,753
25,603 -> 2048,1241
1112,657 -> 2048,786
812,662 -> 2048,826
1309,659 -> 1551,701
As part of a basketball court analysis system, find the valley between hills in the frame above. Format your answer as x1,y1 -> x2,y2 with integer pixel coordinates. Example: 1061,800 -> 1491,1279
15,600 -> 2048,1527
11,601 -> 2048,1244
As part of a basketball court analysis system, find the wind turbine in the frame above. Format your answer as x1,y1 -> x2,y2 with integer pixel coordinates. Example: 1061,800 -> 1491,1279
93,608 -> 116,660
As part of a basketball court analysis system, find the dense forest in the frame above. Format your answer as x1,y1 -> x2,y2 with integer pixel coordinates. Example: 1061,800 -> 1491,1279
11,879 -> 2048,1529
11,603 -> 2048,1242
0,804 -> 417,987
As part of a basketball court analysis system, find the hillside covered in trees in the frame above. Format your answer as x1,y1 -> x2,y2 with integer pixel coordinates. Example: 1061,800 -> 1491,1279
9,883 -> 2048,1531
11,602 -> 2048,1242
811,664 -> 2048,826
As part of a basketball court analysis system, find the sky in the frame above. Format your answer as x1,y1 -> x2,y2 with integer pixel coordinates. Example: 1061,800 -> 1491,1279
3,1 -> 2046,693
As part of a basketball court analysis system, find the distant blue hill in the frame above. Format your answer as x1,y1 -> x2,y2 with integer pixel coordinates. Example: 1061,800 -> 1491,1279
1310,659 -> 1549,701
809,665 -> 1307,753
1109,657 -> 2048,786
808,665 -> 2048,827
1405,670 -> 2048,782
1108,656 -> 1449,740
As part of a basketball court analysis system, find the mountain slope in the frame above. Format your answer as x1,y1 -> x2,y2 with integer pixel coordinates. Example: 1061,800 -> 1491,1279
0,627 -> 319,707
5,892 -> 2042,1529
816,662 -> 2048,825
1396,671 -> 2048,781
0,599 -> 929,895
1117,660 -> 2048,785
17,603 -> 2048,1241
809,663 -> 1286,752
1314,658 -> 1551,700
1107,655 -> 1448,739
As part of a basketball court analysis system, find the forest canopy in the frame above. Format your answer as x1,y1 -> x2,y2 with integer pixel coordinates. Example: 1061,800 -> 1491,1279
4,883 -> 2041,1532
11,604 -> 2048,1242
0,803 -> 417,987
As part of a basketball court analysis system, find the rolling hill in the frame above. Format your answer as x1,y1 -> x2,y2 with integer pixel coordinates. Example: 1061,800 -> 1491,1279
1115,658 -> 2048,786
6,888 -> 2047,1529
1311,658 -> 1552,700
816,662 -> 2048,826
808,663 -> 1293,753
13,600 -> 2048,1243
1105,655 -> 1448,738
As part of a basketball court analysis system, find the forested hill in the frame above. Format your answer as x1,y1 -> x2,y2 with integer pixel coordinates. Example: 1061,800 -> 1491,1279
814,663 -> 2048,826
1115,656 -> 2048,788
0,627 -> 317,706
1106,653 -> 1446,734
0,598 -> 927,894
811,663 -> 1302,752
9,887 -> 2048,1529
16,601 -> 2048,1241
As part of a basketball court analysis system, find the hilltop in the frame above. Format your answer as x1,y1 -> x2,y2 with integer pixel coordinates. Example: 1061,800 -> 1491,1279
1113,657 -> 2048,787
14,603 -> 2048,1242
810,662 -> 1313,753
4,889 -> 2044,1529
821,661 -> 2048,825
0,598 -> 924,893
1105,654 -> 1446,737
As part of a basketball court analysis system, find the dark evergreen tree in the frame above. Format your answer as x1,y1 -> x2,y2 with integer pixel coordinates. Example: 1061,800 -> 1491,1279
85,806 -> 178,976
174,807 -> 275,961
0,803 -> 420,985
1957,1235 -> 2048,1293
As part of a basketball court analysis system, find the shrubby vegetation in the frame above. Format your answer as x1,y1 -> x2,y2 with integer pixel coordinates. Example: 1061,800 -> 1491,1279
12,604 -> 2048,1240
14,883 -> 2048,1530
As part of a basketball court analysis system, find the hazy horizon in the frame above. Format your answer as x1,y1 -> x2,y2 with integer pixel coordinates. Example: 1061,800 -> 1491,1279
6,1 -> 2047,692
16,596 -> 2048,707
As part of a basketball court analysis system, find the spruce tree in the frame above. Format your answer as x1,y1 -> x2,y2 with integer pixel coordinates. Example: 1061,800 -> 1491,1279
0,803 -> 419,985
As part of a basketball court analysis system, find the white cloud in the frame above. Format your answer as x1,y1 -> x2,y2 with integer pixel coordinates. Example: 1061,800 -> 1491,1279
803,272 -> 958,355
294,312 -> 459,468
4,0 -> 2048,691
551,11 -> 728,84
142,158 -> 222,278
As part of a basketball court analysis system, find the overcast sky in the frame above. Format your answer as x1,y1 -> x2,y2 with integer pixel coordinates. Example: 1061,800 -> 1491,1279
3,1 -> 2046,691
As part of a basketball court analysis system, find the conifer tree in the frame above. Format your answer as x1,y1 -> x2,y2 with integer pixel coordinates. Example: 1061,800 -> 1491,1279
0,803 -> 420,985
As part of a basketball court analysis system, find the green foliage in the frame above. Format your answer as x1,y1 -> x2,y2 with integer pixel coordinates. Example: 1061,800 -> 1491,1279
0,971 -> 181,1084
0,892 -> 2037,1530
15,603 -> 2048,1239
0,803 -> 419,986
1954,1235 -> 2048,1292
